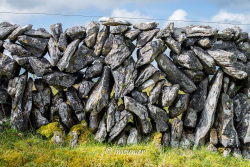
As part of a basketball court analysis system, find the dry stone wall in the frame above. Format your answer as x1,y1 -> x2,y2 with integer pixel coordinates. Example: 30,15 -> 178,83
0,17 -> 250,158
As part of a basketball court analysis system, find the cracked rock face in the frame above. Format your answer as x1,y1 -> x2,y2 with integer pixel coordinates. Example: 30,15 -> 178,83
156,54 -> 197,93
85,66 -> 111,112
112,57 -> 137,99
195,70 -> 223,146
147,104 -> 169,132
124,96 -> 152,134
208,49 -> 247,79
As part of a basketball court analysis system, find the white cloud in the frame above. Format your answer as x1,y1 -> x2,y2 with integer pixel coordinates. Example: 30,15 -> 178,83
211,10 -> 250,32
111,8 -> 151,24
166,9 -> 189,28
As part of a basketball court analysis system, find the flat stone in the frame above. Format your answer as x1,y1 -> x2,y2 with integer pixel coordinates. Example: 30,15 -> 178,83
50,23 -> 63,41
149,80 -> 164,104
58,102 -> 74,129
85,21 -> 100,48
156,54 -> 197,93
156,22 -> 174,39
29,57 -> 52,77
208,49 -> 247,79
185,25 -> 218,37
24,28 -> 51,38
57,39 -> 80,71
112,57 -> 137,99
164,36 -> 182,55
65,44 -> 97,73
147,104 -> 169,132
43,71 -> 77,88
111,25 -> 130,34
195,70 -> 223,146
99,17 -> 131,26
105,35 -> 132,69
136,29 -> 159,48
161,84 -> 180,107
66,87 -> 85,122
94,26 -> 110,56
78,80 -> 95,99
3,42 -> 31,57
172,50 -> 203,71
169,93 -> 189,118
85,58 -> 104,79
65,26 -> 86,41
125,29 -> 141,41
131,90 -> 148,104
0,22 -> 18,40
135,64 -> 157,87
133,22 -> 158,31
170,118 -> 183,148
85,66 -> 111,112
136,39 -> 166,67
8,24 -> 32,41
124,96 -> 152,134
0,53 -> 20,79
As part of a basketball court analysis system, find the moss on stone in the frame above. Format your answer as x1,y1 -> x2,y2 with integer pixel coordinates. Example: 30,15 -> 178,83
36,122 -> 62,138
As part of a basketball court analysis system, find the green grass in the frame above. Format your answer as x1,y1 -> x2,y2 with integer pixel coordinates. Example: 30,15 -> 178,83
0,127 -> 249,167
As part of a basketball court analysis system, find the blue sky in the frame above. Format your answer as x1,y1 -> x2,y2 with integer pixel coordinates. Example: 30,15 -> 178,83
0,0 -> 250,32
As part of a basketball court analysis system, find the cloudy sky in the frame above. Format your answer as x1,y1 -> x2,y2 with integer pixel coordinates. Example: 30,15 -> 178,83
0,0 -> 250,32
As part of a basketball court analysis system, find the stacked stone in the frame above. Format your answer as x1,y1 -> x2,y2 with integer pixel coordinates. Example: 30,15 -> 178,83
0,18 -> 250,158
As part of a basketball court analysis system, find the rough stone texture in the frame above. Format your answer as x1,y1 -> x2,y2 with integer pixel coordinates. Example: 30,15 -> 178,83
170,118 -> 183,148
124,96 -> 152,134
161,84 -> 180,107
195,70 -> 223,146
85,21 -> 99,48
94,26 -> 109,56
50,23 -> 62,41
156,54 -> 197,93
136,29 -> 160,48
135,64 -> 157,87
169,93 -> 189,118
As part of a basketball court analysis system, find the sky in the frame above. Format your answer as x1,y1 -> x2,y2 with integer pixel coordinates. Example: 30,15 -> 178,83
0,0 -> 250,32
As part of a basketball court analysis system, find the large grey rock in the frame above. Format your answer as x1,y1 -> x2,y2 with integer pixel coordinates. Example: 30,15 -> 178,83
65,44 -> 97,73
195,70 -> 223,146
85,66 -> 111,112
164,36 -> 181,55
17,35 -> 48,57
116,132 -> 127,146
149,80 -> 164,104
170,118 -> 183,148
78,80 -> 95,99
185,25 -> 218,37
197,38 -> 211,48
12,55 -> 33,72
43,71 -> 77,88
31,108 -> 49,128
58,32 -> 68,52
127,128 -> 139,144
8,24 -> 32,41
95,116 -> 107,142
94,26 -> 109,56
0,22 -> 18,40
147,104 -> 169,132
50,23 -> 62,41
233,93 -> 250,144
85,21 -> 100,48
133,22 -> 158,31
3,42 -> 31,57
24,28 -> 50,38
124,96 -> 152,134
65,26 -> 86,41
172,50 -> 203,71
161,84 -> 180,107
7,74 -> 27,131
135,64 -> 157,87
85,58 -> 104,79
111,25 -> 130,34
102,34 -> 114,56
112,57 -> 137,99
58,102 -> 74,129
131,90 -> 148,104
191,46 -> 216,74
57,39 -> 80,71
183,69 -> 205,83
208,49 -> 247,79
48,37 -> 62,66
125,29 -> 141,41
106,101 -> 117,133
136,39 -> 166,67
99,17 -> 131,26
169,94 -> 189,118
109,110 -> 132,141
136,28 -> 159,48
66,87 -> 85,122
156,54 -> 197,93
172,27 -> 187,43
180,132 -> 195,149
105,35 -> 132,69
162,131 -> 170,146
0,53 -> 20,79
29,57 -> 52,77
216,93 -> 239,147
156,22 -> 174,39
